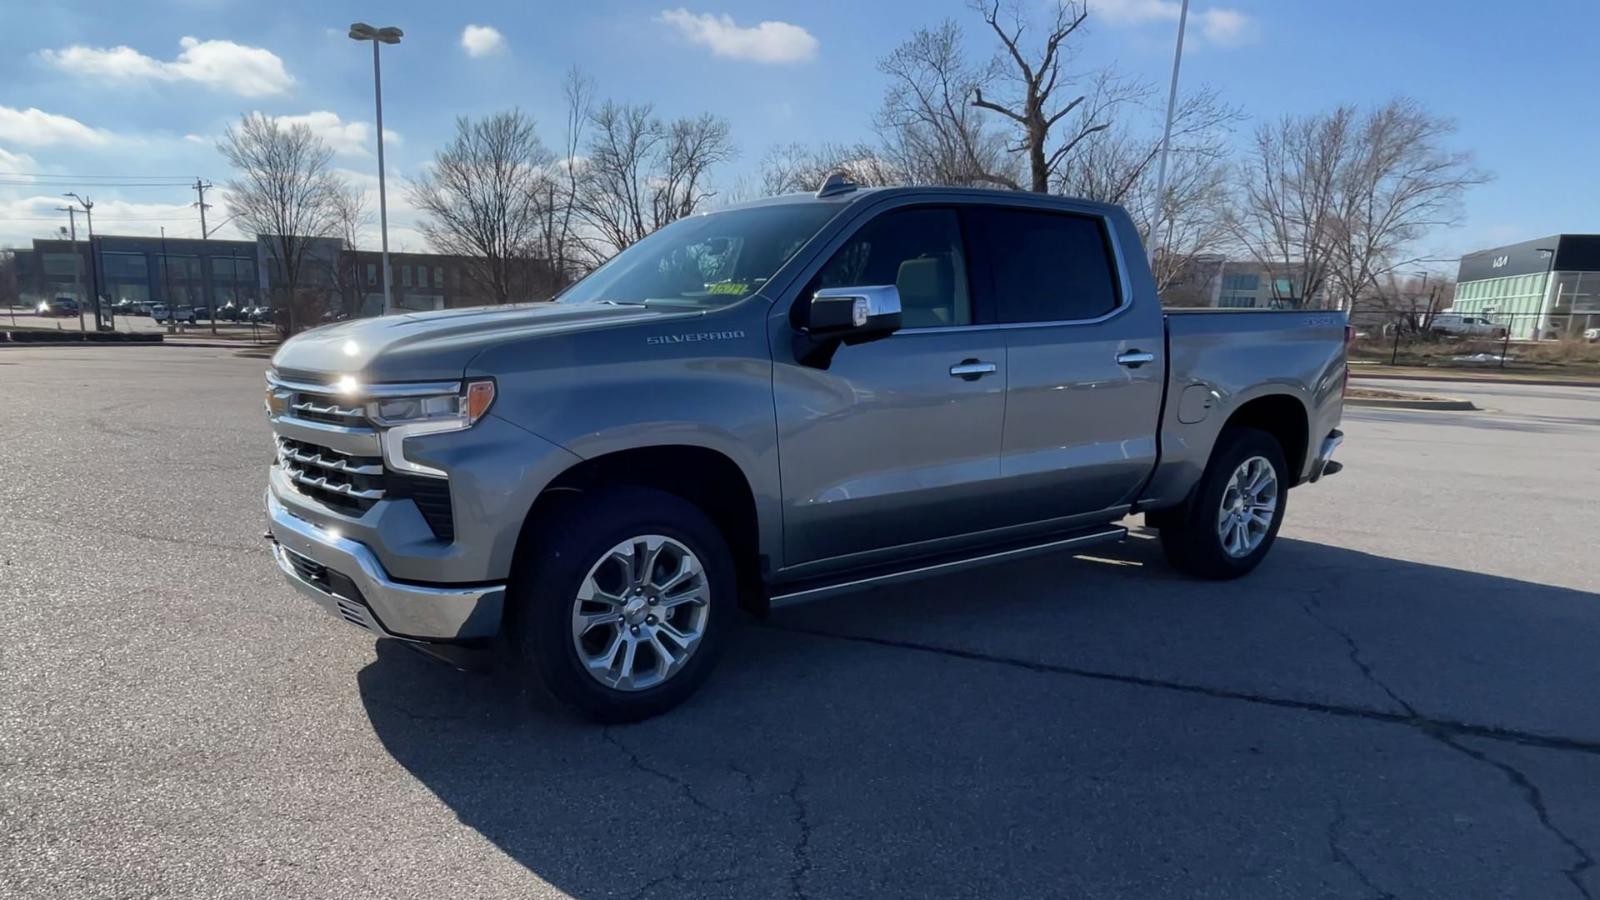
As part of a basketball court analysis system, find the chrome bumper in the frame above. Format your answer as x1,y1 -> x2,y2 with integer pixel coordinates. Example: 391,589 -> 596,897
265,489 -> 504,641
1309,429 -> 1344,482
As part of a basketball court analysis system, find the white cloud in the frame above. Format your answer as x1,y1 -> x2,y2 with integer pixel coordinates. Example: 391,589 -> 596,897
0,194 -> 203,248
0,105 -> 109,146
268,111 -> 400,157
0,147 -> 39,174
184,133 -> 206,144
656,9 -> 818,63
460,24 -> 507,58
1090,0 -> 1258,47
40,36 -> 294,97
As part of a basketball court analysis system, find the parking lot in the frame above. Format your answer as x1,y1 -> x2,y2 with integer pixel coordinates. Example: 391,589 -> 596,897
2,346 -> 1597,899
3,307 -> 275,340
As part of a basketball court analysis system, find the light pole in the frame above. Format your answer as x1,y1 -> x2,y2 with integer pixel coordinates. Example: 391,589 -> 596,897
63,192 -> 106,330
1148,0 -> 1191,268
349,21 -> 402,317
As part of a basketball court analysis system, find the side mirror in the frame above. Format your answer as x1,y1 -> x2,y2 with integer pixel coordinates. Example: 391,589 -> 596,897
805,285 -> 902,344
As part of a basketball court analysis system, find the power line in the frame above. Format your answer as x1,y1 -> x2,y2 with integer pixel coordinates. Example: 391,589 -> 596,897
0,171 -> 201,181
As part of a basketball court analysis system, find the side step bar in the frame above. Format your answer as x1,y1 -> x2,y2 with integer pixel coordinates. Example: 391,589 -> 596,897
768,525 -> 1128,609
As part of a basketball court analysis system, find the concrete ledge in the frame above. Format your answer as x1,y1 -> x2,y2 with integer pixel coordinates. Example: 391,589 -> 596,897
1,330 -> 162,344
1346,396 -> 1478,411
1351,369 -> 1600,389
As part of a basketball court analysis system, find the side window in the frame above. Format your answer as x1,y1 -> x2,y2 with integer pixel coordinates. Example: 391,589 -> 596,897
967,207 -> 1120,323
809,207 -> 971,329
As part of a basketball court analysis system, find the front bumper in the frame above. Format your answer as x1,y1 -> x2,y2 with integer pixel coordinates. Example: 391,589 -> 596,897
266,490 -> 504,641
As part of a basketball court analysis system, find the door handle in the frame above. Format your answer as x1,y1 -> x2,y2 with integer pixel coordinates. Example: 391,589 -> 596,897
1115,349 -> 1156,368
949,359 -> 998,380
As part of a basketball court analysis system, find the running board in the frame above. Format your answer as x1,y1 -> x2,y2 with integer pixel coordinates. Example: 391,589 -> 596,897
768,526 -> 1128,609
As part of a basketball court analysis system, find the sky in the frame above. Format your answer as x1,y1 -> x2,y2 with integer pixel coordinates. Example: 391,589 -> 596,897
1,0 -> 1595,271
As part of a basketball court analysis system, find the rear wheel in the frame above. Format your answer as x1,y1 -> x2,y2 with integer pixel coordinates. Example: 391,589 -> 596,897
1157,427 -> 1288,579
509,487 -> 735,723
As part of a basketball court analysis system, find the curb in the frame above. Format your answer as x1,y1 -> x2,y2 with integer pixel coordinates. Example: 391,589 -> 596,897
1351,371 -> 1600,389
1346,396 -> 1477,411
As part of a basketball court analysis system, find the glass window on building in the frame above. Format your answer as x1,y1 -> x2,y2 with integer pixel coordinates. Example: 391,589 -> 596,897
433,266 -> 443,289
402,265 -> 412,287
1222,273 -> 1260,292
102,252 -> 149,279
42,252 -> 81,276
366,263 -> 377,286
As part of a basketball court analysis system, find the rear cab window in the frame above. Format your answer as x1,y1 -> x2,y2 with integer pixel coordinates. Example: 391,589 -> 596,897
963,206 -> 1122,324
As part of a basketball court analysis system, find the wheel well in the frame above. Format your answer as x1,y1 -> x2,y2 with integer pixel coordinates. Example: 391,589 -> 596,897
1224,394 -> 1309,483
519,445 -> 764,609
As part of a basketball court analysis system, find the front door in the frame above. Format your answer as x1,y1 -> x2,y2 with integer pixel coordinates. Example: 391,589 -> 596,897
772,206 -> 1006,567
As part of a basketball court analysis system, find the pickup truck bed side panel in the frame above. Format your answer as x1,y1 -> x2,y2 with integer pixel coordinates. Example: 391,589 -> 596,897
1140,310 -> 1347,510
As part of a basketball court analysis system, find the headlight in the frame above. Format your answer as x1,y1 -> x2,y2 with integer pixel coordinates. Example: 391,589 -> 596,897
368,380 -> 494,428
371,379 -> 495,477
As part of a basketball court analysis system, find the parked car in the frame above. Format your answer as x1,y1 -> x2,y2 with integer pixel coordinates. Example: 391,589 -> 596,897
1584,327 -> 1599,343
36,297 -> 80,317
248,305 -> 275,324
1430,312 -> 1508,339
134,301 -> 158,316
151,305 -> 198,324
192,305 -> 211,319
263,182 -> 1348,722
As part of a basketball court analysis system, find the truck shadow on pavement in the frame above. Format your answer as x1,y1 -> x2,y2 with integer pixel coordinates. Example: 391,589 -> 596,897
357,533 -> 1600,899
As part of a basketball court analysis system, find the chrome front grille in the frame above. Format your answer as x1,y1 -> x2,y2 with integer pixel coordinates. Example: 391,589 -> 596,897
277,436 -> 387,514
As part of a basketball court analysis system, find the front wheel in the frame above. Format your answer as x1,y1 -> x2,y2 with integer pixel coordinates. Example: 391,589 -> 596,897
1156,427 -> 1288,579
509,487 -> 736,723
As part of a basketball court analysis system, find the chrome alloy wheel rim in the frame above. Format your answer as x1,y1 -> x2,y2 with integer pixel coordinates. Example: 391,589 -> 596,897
1217,456 -> 1278,558
571,535 -> 710,691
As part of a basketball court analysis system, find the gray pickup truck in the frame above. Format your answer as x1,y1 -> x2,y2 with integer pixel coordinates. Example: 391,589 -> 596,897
265,182 -> 1346,721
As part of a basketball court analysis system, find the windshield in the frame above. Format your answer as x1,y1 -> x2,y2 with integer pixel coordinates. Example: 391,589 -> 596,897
557,202 -> 842,310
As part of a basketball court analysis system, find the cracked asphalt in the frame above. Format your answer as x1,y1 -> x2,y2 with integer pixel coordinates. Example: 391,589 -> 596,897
3,348 -> 1598,899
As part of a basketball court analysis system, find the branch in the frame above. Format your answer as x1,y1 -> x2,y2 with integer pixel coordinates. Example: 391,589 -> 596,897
971,87 -> 1026,124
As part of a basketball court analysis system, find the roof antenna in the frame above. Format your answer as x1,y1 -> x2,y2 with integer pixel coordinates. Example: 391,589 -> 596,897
815,172 -> 859,199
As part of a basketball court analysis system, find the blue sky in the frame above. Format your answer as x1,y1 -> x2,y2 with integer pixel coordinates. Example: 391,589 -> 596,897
2,0 -> 1594,268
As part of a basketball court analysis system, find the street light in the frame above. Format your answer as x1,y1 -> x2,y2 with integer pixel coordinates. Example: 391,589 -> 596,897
349,21 -> 402,317
1148,0 -> 1191,266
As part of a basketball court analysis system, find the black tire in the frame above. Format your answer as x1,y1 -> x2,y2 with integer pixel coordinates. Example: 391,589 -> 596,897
509,486 -> 736,723
1158,427 -> 1288,580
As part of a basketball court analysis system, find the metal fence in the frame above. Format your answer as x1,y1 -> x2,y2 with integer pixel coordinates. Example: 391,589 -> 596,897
1348,311 -> 1600,372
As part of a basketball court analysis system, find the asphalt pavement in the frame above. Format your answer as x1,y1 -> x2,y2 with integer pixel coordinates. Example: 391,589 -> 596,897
2,348 -> 1597,899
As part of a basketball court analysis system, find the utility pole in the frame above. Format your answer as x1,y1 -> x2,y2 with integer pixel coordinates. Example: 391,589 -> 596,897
55,208 -> 87,334
63,193 -> 106,330
193,178 -> 218,334
160,227 -> 177,334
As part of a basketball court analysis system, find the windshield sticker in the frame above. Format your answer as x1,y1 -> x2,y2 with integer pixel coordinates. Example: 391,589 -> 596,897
706,282 -> 749,295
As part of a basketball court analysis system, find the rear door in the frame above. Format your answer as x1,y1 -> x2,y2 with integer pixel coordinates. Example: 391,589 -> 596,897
964,204 -> 1165,524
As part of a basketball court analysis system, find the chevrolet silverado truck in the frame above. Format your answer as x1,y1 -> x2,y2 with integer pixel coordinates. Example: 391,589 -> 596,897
264,181 -> 1346,722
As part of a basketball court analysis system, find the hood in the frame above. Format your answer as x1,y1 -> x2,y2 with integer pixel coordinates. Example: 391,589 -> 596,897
270,302 -> 694,383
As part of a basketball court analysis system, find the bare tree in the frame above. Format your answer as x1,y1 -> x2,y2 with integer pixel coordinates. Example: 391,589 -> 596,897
532,67 -> 594,287
1230,100 -> 1486,311
1054,87 -> 1239,294
329,185 -> 370,315
759,142 -> 903,195
968,0 -> 1137,192
876,20 -> 1016,188
408,110 -> 556,304
218,113 -> 345,333
1329,100 -> 1486,313
574,101 -> 735,257
1228,108 -> 1353,309
0,248 -> 18,309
